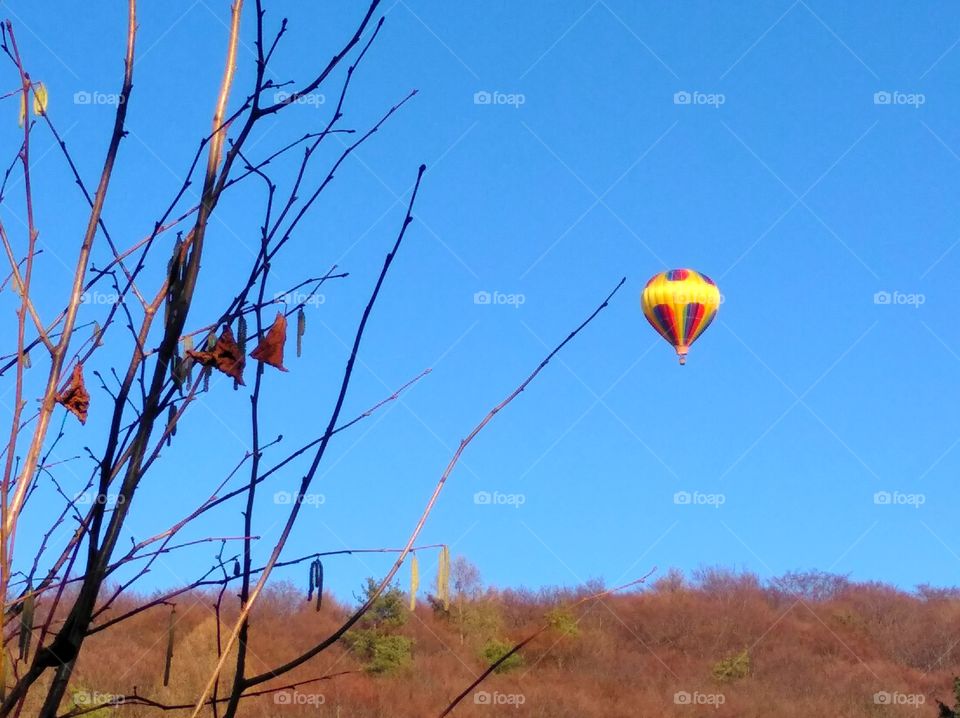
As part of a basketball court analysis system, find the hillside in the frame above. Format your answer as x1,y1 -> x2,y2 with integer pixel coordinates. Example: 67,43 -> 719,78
38,567 -> 960,717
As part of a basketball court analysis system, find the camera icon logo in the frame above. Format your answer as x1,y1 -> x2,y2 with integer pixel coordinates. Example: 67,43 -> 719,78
473,91 -> 492,105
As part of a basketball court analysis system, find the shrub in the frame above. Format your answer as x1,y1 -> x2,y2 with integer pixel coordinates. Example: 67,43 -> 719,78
355,578 -> 407,631
712,648 -> 750,682
482,639 -> 524,673
347,630 -> 413,674
546,607 -> 579,637
346,578 -> 414,673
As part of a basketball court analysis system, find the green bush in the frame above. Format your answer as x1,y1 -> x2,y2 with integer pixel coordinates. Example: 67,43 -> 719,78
355,577 -> 407,631
367,634 -> 413,674
482,638 -> 524,673
347,630 -> 413,674
546,607 -> 579,637
346,578 -> 414,674
711,648 -> 750,683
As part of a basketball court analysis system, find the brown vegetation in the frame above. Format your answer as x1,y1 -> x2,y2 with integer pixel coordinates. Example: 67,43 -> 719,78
42,566 -> 960,717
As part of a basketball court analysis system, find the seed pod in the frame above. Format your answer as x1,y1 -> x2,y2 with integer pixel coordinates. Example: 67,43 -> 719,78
437,546 -> 451,611
232,559 -> 240,577
180,337 -> 195,384
18,588 -> 34,661
409,553 -> 419,612
296,308 -> 306,358
166,405 -> 177,447
171,354 -> 182,388
21,351 -> 30,370
237,315 -> 248,354
202,366 -> 211,392
93,322 -> 102,346
163,606 -> 175,686
315,560 -> 324,611
308,559 -> 324,611
32,82 -> 48,116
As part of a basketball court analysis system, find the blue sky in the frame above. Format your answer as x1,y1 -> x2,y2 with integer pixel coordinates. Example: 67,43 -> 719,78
4,1 -> 960,598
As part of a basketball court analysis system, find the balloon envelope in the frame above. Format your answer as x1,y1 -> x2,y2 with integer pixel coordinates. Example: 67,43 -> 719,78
641,269 -> 720,364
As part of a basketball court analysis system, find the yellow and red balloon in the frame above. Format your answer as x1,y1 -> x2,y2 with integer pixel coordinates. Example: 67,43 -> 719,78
641,269 -> 720,365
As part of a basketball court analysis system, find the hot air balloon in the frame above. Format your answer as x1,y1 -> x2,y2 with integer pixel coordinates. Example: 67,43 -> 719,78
641,269 -> 720,365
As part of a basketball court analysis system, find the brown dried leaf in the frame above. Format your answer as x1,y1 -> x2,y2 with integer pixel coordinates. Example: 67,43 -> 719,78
56,363 -> 90,424
250,312 -> 288,372
186,325 -> 245,385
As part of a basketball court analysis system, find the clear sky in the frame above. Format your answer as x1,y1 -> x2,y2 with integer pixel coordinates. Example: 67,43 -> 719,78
4,1 -> 960,598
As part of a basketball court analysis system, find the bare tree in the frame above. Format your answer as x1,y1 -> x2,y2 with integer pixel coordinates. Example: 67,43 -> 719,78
0,3 -> 625,717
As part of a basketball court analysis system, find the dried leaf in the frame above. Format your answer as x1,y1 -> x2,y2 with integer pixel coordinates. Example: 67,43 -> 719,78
249,312 -> 288,371
17,93 -> 25,128
56,364 -> 89,424
187,325 -> 245,385
21,350 -> 30,370
32,82 -> 47,116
